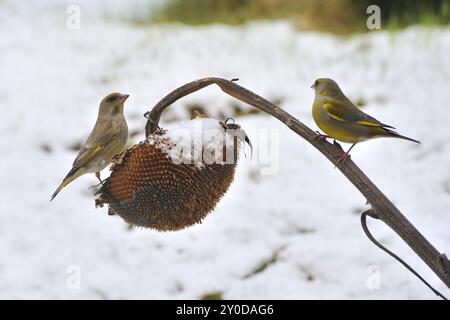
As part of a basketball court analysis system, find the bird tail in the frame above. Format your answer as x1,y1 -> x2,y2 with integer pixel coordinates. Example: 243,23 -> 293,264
50,167 -> 82,201
383,128 -> 421,144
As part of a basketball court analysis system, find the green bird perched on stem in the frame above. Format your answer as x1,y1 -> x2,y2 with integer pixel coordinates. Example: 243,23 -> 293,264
311,78 -> 420,166
51,92 -> 129,201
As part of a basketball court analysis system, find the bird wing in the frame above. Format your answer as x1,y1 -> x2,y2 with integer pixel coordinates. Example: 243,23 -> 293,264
323,99 -> 395,129
72,131 -> 117,169
72,145 -> 105,169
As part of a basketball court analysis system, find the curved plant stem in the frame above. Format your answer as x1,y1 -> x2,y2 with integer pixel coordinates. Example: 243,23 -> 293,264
144,77 -> 450,292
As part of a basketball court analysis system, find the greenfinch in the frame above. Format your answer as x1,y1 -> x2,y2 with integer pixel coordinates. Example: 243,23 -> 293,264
51,93 -> 129,201
311,78 -> 419,165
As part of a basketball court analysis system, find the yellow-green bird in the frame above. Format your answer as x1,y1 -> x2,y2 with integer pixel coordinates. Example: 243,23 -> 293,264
50,93 -> 129,201
311,78 -> 420,165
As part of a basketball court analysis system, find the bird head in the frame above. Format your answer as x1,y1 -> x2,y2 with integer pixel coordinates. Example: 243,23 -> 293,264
99,92 -> 129,116
311,78 -> 343,97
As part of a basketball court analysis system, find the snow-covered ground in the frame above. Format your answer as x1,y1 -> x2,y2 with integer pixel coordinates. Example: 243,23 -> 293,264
0,1 -> 449,299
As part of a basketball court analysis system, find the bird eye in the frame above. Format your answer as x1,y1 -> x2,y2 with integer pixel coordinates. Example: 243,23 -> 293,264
107,96 -> 119,103
315,80 -> 319,86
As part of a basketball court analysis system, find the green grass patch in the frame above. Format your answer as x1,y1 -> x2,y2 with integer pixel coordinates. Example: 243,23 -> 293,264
200,291 -> 223,300
146,0 -> 450,34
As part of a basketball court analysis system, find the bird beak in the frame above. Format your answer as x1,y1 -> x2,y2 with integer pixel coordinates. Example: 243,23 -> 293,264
310,83 -> 315,89
121,94 -> 130,102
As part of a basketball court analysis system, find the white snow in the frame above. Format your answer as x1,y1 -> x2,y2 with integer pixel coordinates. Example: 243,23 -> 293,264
0,1 -> 449,299
154,117 -> 239,168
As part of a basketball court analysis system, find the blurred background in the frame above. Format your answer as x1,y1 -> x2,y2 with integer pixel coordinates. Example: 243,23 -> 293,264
0,0 -> 449,299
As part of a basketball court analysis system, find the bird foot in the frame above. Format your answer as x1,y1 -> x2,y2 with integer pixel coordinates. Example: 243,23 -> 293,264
95,172 -> 104,184
334,143 -> 357,168
89,180 -> 105,189
334,152 -> 351,168
89,172 -> 105,188
333,143 -> 357,168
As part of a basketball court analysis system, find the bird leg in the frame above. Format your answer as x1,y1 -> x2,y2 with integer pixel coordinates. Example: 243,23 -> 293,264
89,172 -> 105,189
313,131 -> 331,141
335,143 -> 357,167
95,172 -> 104,185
